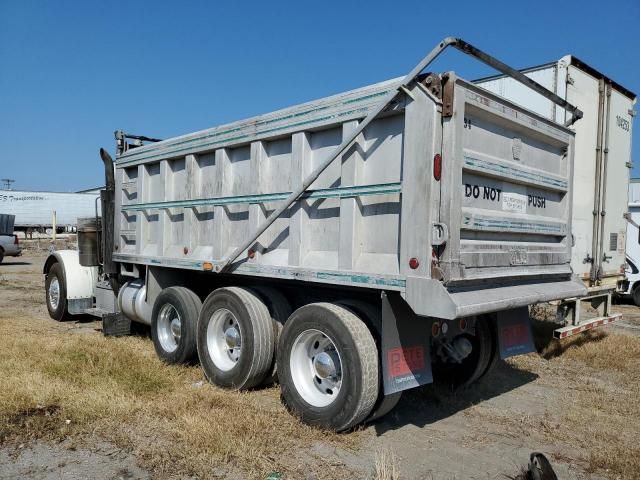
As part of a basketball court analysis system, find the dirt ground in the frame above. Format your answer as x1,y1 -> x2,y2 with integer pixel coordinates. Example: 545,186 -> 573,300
1,251 -> 639,479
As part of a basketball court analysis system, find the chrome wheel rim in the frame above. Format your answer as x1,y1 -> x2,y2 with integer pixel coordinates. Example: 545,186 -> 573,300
207,308 -> 242,371
157,304 -> 181,353
48,277 -> 60,310
290,329 -> 342,408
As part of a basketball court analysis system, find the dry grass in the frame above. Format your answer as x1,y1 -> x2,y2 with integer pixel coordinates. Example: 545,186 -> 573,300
0,313 -> 360,479
3,259 -> 640,479
560,330 -> 640,371
374,449 -> 399,480
507,326 -> 640,480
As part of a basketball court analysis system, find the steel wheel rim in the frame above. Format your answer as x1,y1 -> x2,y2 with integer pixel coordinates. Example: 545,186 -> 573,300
290,329 -> 342,408
207,308 -> 242,372
157,304 -> 181,353
48,277 -> 60,310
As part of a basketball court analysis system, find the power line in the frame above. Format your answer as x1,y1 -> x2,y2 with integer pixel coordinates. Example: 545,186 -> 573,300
1,179 -> 15,190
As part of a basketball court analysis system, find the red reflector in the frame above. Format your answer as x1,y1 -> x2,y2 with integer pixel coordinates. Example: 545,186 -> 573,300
247,249 -> 256,259
14,235 -> 18,245
431,322 -> 440,337
409,257 -> 420,269
433,153 -> 442,181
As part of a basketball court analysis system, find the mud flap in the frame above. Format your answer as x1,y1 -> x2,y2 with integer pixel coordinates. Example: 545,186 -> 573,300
381,292 -> 433,395
496,306 -> 535,359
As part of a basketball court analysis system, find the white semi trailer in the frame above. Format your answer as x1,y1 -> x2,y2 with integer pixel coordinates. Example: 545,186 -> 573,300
0,189 -> 100,235
43,38 -> 587,431
475,57 -> 636,337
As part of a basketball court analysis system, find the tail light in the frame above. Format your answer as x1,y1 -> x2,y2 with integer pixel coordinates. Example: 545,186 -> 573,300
433,153 -> 442,181
13,235 -> 18,245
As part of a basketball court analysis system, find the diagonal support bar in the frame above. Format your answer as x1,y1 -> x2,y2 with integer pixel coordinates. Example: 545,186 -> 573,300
218,36 -> 583,272
451,39 -> 583,126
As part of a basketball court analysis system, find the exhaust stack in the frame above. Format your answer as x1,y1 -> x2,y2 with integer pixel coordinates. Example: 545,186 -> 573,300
99,148 -> 118,286
100,148 -> 115,191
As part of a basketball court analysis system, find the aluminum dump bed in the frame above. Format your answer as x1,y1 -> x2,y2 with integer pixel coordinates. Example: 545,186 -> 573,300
113,39 -> 586,319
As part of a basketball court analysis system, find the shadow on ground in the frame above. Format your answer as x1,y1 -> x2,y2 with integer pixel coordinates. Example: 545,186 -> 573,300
530,316 -> 608,359
67,315 -> 152,340
373,360 -> 537,435
0,261 -> 32,266
371,314 -> 614,435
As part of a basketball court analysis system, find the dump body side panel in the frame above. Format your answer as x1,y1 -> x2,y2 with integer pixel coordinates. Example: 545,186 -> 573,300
115,78 -> 418,291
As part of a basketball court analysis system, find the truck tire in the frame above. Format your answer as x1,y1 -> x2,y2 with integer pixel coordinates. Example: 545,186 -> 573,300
633,285 -> 640,307
197,287 -> 274,390
151,287 -> 201,364
251,286 -> 291,383
479,315 -> 500,380
432,318 -> 493,388
277,303 -> 379,431
45,263 -> 69,321
336,299 -> 402,422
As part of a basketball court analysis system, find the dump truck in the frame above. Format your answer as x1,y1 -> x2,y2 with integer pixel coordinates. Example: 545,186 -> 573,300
43,38 -> 587,431
475,57 -> 636,337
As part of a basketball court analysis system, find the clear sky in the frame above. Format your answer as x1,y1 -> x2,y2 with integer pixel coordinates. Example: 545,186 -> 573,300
1,0 -> 638,192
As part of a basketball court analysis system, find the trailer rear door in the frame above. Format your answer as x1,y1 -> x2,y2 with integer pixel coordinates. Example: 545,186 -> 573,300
590,83 -> 634,282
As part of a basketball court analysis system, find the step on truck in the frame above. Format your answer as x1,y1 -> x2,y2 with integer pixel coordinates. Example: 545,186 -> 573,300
44,38 -> 587,431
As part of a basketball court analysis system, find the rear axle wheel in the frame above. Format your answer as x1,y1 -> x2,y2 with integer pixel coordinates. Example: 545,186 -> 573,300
277,303 -> 379,431
151,287 -> 201,364
197,287 -> 275,390
431,317 -> 496,388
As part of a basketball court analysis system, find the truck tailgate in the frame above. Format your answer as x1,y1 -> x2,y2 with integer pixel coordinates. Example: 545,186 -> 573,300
440,78 -> 575,284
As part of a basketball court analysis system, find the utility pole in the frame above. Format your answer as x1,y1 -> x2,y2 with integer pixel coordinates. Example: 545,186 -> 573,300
1,178 -> 15,190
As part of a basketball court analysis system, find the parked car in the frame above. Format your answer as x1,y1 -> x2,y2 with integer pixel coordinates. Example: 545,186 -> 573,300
0,234 -> 22,263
